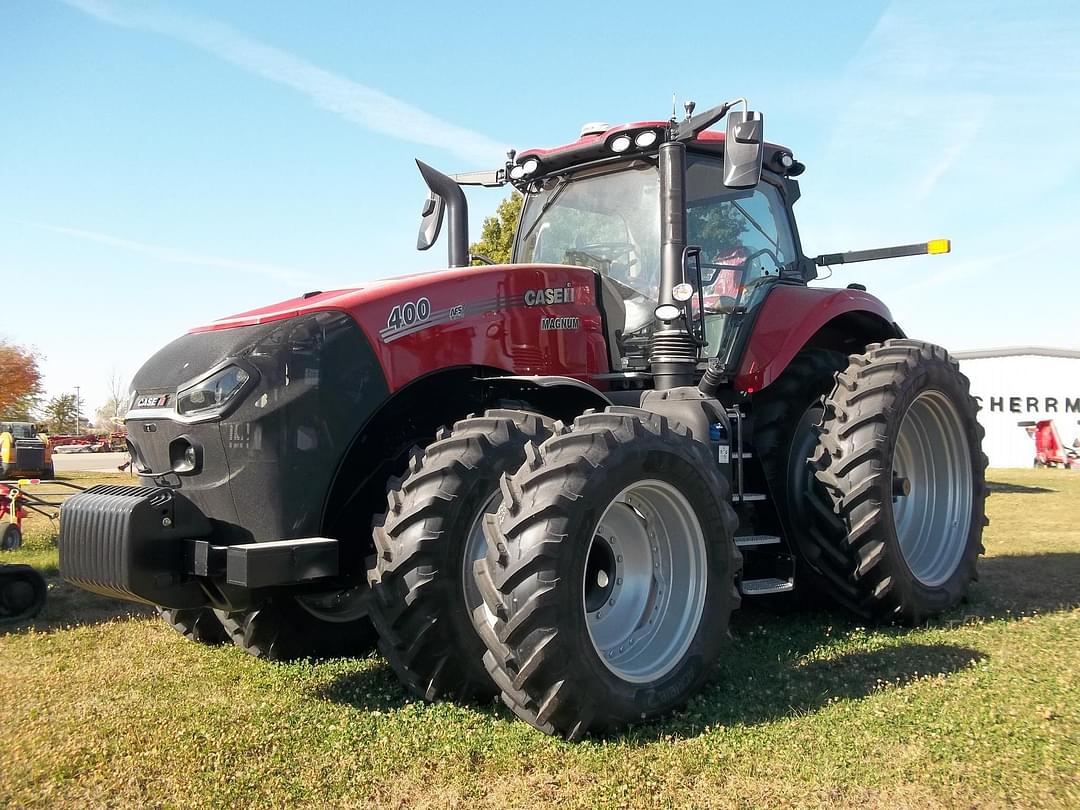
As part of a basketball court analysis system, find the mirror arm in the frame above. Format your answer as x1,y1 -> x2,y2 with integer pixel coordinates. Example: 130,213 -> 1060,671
675,101 -> 733,141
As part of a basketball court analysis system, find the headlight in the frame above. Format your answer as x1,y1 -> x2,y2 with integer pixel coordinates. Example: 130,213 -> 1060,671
176,365 -> 252,417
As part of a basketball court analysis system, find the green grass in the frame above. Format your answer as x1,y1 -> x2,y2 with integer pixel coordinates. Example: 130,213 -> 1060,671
2,469 -> 1078,808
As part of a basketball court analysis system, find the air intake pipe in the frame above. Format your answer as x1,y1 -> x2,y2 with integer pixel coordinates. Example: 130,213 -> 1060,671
648,140 -> 698,390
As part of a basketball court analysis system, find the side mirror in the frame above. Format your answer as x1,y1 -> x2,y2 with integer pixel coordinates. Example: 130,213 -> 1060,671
416,191 -> 445,251
723,110 -> 764,189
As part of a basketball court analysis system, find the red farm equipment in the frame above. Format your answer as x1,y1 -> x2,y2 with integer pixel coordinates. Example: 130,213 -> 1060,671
1019,420 -> 1080,468
56,98 -> 987,737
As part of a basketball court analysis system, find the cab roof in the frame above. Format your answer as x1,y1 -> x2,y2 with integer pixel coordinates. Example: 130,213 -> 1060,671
514,120 -> 797,177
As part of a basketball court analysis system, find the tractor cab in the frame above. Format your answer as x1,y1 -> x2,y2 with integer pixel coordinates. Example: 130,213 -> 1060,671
510,149 -> 805,370
418,99 -> 820,390
418,97 -> 948,392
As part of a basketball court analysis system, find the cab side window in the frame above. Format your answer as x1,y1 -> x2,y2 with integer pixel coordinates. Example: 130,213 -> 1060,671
685,159 -> 797,285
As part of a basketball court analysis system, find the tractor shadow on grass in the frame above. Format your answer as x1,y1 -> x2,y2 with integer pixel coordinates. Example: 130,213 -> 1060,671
969,551 -> 1080,615
986,480 -> 1056,494
608,607 -> 987,742
318,552 -> 1080,741
0,576 -> 152,637
316,659 -> 421,713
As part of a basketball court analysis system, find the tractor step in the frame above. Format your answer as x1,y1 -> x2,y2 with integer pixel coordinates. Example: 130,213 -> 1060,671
732,492 -> 767,502
739,577 -> 794,596
734,534 -> 781,547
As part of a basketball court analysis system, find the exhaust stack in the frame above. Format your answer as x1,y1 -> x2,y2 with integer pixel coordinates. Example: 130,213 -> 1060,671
415,160 -> 469,268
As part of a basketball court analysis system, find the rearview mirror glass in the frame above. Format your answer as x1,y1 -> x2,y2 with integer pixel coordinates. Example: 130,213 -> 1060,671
416,191 -> 445,251
723,111 -> 764,189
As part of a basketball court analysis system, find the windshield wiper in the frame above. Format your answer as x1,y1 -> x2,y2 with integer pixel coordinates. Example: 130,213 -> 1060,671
730,199 -> 780,253
520,177 -> 571,245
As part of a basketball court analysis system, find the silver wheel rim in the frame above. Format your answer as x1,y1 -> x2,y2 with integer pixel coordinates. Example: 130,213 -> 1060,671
584,480 -> 707,683
891,389 -> 973,587
463,491 -> 500,615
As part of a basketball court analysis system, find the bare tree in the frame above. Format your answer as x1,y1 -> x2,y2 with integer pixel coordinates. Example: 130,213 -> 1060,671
94,369 -> 128,432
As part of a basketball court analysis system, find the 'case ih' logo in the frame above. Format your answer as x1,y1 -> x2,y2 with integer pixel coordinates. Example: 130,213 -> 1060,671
524,283 -> 576,307
133,394 -> 169,408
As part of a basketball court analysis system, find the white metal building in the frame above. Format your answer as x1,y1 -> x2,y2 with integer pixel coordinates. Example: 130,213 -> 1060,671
952,347 -> 1080,468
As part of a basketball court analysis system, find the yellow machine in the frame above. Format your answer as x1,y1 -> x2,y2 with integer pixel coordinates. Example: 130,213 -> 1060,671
0,421 -> 54,480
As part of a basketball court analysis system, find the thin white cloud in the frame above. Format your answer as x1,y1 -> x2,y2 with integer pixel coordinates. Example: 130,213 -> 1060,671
912,103 -> 989,199
29,221 -> 315,284
61,0 -> 509,166
890,248 -> 1027,296
799,0 -> 1080,258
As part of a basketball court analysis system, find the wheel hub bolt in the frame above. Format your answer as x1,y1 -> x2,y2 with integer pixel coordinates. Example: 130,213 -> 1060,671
892,475 -> 911,497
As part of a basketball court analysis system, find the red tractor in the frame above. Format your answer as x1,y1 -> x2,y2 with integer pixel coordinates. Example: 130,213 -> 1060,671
58,99 -> 987,737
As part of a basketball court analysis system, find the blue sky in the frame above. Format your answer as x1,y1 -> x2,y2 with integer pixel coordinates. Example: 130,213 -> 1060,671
2,0 -> 1078,415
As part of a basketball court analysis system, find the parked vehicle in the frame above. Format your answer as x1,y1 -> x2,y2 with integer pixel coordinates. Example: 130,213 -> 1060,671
0,422 -> 53,479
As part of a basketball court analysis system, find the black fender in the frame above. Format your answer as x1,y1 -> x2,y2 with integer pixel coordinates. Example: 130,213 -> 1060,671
477,375 -> 612,422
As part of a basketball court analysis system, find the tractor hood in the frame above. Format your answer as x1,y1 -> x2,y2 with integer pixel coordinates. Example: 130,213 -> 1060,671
190,265 -> 509,334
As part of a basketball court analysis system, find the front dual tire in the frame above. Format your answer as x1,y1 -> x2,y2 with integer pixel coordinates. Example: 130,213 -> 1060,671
474,408 -> 741,739
365,410 -> 555,700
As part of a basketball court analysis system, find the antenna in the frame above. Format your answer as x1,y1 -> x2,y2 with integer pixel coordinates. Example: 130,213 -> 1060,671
670,91 -> 677,123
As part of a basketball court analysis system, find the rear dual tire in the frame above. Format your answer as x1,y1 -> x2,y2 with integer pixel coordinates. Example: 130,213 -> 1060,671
475,408 -> 740,739
808,340 -> 988,622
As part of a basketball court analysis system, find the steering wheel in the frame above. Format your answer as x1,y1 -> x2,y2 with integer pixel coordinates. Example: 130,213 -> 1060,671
565,242 -> 640,273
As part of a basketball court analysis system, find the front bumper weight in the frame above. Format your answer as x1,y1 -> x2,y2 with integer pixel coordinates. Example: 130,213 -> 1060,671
187,537 -> 339,589
59,484 -> 211,607
61,485 -> 342,609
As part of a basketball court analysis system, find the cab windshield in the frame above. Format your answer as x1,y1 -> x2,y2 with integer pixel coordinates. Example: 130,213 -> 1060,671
515,161 -> 661,302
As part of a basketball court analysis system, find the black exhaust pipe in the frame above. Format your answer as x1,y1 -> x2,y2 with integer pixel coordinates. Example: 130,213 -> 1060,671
649,140 -> 698,390
416,160 -> 469,268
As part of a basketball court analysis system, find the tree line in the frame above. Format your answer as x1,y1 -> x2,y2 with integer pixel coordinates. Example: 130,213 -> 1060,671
0,340 -> 125,434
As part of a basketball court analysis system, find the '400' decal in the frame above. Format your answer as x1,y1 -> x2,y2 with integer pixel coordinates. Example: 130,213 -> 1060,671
386,297 -> 431,331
